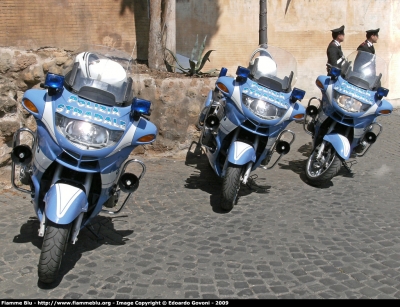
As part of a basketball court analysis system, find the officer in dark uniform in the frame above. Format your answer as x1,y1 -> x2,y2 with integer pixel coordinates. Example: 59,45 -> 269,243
357,28 -> 379,54
326,25 -> 345,73
307,26 -> 346,134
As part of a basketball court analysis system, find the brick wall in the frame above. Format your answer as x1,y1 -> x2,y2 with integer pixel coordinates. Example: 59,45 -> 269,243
0,0 -> 150,59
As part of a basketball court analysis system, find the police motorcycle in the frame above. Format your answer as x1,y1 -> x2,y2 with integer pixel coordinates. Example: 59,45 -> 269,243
304,50 -> 392,185
198,45 -> 306,211
11,46 -> 157,283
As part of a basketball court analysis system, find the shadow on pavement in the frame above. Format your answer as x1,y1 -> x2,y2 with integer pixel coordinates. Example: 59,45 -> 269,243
184,141 -> 269,213
278,141 -> 355,188
13,215 -> 133,289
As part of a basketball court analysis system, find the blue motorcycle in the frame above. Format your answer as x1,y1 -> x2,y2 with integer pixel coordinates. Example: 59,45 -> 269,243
10,46 -> 157,283
198,45 -> 306,211
304,50 -> 392,184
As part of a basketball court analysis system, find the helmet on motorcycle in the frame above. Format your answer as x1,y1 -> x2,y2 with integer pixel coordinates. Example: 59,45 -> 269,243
249,53 -> 277,80
74,52 -> 127,87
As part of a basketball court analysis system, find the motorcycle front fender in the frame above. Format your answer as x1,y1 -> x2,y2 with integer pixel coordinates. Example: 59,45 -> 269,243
323,133 -> 351,160
44,183 -> 88,225
227,141 -> 256,165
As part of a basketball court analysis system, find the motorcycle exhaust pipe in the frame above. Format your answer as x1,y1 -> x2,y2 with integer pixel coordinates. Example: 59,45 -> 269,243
275,141 -> 291,155
11,145 -> 32,165
118,172 -> 139,193
363,131 -> 377,144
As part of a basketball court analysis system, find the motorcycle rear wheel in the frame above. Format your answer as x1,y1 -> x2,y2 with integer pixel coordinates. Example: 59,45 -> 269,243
38,221 -> 72,284
305,142 -> 341,185
221,164 -> 244,211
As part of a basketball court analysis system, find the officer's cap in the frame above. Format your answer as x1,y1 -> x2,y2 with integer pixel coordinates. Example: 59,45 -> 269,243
331,25 -> 345,35
366,28 -> 380,35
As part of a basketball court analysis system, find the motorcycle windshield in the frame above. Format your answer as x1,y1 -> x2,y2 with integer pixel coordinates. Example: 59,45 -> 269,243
65,45 -> 136,106
342,50 -> 388,90
247,45 -> 297,93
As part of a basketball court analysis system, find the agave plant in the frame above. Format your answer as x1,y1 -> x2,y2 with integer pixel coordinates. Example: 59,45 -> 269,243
166,35 -> 219,77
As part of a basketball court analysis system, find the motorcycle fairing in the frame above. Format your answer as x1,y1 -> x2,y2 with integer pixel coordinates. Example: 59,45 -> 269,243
316,75 -> 332,92
203,90 -> 213,108
130,118 -> 158,145
333,77 -> 375,105
320,77 -> 391,120
216,76 -> 243,113
22,89 -> 47,118
56,91 -> 130,130
44,183 -> 88,224
244,79 -> 290,109
227,141 -> 256,165
219,116 -> 238,136
375,99 -> 393,116
277,102 -> 305,125
323,133 -> 351,160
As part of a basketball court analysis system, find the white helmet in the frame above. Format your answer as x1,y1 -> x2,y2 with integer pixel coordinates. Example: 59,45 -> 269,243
75,52 -> 127,87
250,55 -> 277,80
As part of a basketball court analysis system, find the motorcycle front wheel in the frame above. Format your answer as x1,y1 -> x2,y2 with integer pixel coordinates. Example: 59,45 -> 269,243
38,221 -> 72,284
221,164 -> 244,211
305,142 -> 341,185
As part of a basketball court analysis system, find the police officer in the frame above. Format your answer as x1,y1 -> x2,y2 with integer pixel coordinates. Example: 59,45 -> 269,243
326,25 -> 345,73
307,26 -> 346,134
357,28 -> 379,54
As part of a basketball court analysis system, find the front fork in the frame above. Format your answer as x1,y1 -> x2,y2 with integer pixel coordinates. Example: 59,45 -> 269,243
221,129 -> 259,185
315,122 -> 351,159
39,164 -> 93,244
315,122 -> 353,172
316,122 -> 337,160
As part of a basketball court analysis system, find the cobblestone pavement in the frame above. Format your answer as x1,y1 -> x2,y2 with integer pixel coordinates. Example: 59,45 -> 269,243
0,111 -> 399,299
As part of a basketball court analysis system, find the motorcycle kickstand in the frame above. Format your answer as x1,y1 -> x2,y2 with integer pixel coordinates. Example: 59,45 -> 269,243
342,161 -> 352,173
86,224 -> 104,241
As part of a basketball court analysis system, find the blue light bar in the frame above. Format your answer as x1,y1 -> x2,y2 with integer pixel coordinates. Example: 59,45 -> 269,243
377,87 -> 389,98
291,87 -> 306,101
330,66 -> 341,78
236,66 -> 250,79
219,67 -> 228,77
131,98 -> 151,115
44,73 -> 65,89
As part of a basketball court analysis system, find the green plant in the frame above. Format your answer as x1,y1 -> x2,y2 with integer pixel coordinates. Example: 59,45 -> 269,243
166,35 -> 219,77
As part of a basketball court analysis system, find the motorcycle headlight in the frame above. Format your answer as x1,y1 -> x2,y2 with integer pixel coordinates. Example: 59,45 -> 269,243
55,113 -> 124,150
334,92 -> 371,113
242,94 -> 286,120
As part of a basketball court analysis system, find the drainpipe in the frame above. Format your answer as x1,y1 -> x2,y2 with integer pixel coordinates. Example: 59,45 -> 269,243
259,0 -> 267,45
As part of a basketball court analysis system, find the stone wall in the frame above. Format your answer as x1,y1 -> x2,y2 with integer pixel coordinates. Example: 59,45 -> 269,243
2,0 -> 400,100
0,47 -> 215,167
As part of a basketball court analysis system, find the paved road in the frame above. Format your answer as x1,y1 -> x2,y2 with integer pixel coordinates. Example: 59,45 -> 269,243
0,111 -> 399,299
